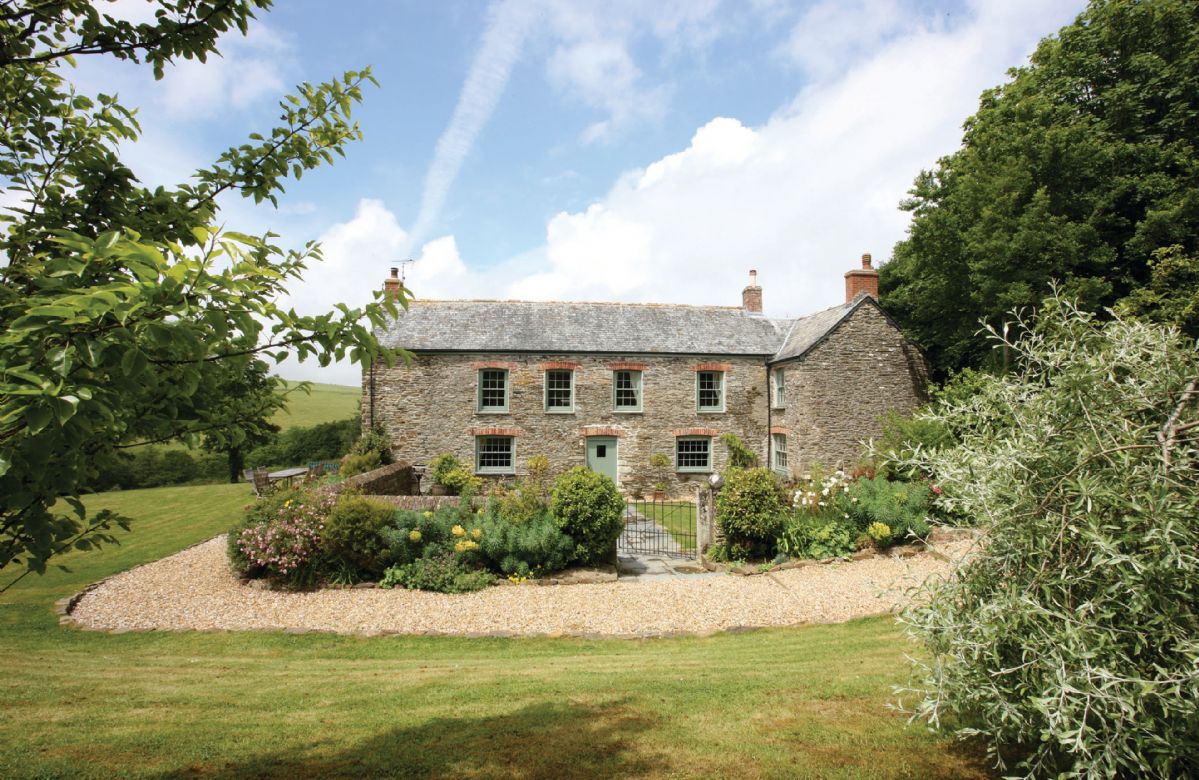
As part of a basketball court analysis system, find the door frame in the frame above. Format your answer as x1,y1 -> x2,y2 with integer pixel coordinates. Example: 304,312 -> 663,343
585,435 -> 619,485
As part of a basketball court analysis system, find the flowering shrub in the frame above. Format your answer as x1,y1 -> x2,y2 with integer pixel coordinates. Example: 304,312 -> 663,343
792,469 -> 852,511
866,521 -> 893,546
228,488 -> 335,587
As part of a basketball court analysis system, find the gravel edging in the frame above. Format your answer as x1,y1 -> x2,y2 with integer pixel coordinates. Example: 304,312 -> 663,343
64,534 -> 979,639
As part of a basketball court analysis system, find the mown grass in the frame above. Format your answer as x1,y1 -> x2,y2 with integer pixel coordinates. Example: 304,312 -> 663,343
0,484 -> 991,779
632,500 -> 697,551
271,380 -> 359,429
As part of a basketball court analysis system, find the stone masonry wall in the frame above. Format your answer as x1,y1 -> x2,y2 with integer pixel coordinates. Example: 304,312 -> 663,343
363,353 -> 769,497
776,303 -> 927,475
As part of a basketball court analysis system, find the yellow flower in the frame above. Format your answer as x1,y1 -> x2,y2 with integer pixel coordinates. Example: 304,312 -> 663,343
409,529 -> 422,542
422,511 -> 433,519
454,541 -> 466,553
452,524 -> 466,537
471,528 -> 482,540
476,508 -> 484,515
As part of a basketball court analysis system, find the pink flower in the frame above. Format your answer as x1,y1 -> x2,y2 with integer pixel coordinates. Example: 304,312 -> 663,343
931,484 -> 942,495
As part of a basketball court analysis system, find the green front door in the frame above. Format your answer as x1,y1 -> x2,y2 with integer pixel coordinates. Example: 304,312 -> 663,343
586,436 -> 618,484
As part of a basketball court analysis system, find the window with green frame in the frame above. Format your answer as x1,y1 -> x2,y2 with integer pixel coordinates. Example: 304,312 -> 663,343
773,368 -> 785,408
475,435 -> 514,474
612,369 -> 642,411
477,368 -> 508,412
772,432 -> 788,472
696,370 -> 724,412
675,436 -> 712,472
544,369 -> 574,412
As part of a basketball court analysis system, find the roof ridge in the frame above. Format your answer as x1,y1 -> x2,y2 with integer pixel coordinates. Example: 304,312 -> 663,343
410,298 -> 746,311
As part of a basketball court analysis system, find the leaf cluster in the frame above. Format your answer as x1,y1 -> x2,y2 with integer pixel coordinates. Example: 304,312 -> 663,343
895,294 -> 1199,777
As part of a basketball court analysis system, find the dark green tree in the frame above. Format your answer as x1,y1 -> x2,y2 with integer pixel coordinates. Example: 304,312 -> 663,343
198,351 -> 286,483
880,0 -> 1199,377
0,1 -> 406,588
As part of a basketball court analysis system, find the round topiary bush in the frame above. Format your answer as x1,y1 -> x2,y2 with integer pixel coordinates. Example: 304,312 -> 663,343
549,466 -> 625,564
320,494 -> 396,578
715,467 -> 785,556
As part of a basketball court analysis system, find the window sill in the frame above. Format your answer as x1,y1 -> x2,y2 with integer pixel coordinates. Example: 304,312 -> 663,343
476,470 -> 515,476
612,409 -> 643,414
676,469 -> 713,475
544,410 -> 576,415
476,410 -> 510,415
697,410 -> 726,414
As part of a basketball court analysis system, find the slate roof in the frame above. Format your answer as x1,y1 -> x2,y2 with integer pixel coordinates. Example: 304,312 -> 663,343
378,297 -> 870,362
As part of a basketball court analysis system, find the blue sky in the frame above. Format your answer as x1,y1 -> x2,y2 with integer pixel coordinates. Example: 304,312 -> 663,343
87,0 -> 1085,383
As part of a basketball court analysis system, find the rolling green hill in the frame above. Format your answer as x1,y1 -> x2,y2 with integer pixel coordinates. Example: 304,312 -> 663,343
271,380 -> 360,429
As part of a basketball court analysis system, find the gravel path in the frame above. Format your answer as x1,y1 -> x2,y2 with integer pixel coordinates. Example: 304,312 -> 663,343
68,536 -> 975,638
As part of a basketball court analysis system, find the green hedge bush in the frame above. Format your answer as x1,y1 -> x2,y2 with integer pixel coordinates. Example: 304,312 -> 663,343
320,494 -> 395,578
549,466 -> 624,564
715,467 -> 785,556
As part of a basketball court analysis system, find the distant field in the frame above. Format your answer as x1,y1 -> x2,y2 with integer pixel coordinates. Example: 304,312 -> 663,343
271,380 -> 360,429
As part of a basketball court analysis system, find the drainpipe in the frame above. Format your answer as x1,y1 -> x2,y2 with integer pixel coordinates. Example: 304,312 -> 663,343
765,362 -> 771,468
369,361 -> 376,429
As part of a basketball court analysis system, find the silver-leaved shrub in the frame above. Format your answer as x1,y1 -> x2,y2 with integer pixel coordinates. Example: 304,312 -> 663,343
895,295 -> 1198,779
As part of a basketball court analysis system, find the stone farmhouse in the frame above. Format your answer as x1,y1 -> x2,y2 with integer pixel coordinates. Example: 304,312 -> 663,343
363,256 -> 928,495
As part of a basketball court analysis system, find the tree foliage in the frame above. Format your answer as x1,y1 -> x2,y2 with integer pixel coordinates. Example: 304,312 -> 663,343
897,296 -> 1199,778
880,0 -> 1199,377
0,1 -> 405,588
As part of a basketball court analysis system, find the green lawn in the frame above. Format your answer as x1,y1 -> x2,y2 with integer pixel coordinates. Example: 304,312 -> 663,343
271,380 -> 360,429
633,501 -> 697,551
0,484 -> 990,779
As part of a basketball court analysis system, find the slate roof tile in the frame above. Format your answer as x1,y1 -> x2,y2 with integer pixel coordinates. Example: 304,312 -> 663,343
377,297 -> 868,361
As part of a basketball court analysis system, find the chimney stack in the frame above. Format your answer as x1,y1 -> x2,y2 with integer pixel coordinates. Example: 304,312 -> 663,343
742,269 -> 762,314
844,253 -> 878,303
383,266 -> 402,300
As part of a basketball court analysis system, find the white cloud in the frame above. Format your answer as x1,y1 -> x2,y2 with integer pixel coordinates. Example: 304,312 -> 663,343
279,199 -> 486,383
493,0 -> 1084,320
539,0 -> 721,143
155,24 -> 292,119
776,0 -> 912,78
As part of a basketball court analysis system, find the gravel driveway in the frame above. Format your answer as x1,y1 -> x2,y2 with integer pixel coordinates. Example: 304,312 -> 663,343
67,536 -> 974,638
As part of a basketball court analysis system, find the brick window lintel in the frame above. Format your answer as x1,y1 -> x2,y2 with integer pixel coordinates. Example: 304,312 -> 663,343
540,361 -> 581,371
770,426 -> 790,435
580,426 -> 624,437
470,427 -> 522,437
671,427 -> 720,437
609,361 -> 647,371
693,362 -> 732,372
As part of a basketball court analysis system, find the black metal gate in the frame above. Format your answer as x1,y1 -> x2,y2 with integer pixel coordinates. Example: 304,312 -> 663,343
618,499 -> 697,558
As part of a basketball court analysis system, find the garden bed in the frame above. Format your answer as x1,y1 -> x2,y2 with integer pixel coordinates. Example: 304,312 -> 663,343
64,534 -> 978,638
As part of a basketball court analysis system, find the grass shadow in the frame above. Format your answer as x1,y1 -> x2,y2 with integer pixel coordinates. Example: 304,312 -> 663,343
168,699 -> 667,779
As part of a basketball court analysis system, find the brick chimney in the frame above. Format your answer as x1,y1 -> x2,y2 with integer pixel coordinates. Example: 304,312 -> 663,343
383,266 -> 402,300
844,253 -> 878,303
742,269 -> 762,314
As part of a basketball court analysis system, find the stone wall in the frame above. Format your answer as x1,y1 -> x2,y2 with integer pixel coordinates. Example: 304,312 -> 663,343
775,303 -> 928,475
363,352 -> 770,496
325,461 -> 419,497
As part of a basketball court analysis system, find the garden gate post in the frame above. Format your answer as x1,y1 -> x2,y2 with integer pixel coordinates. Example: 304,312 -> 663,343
696,488 -> 714,557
